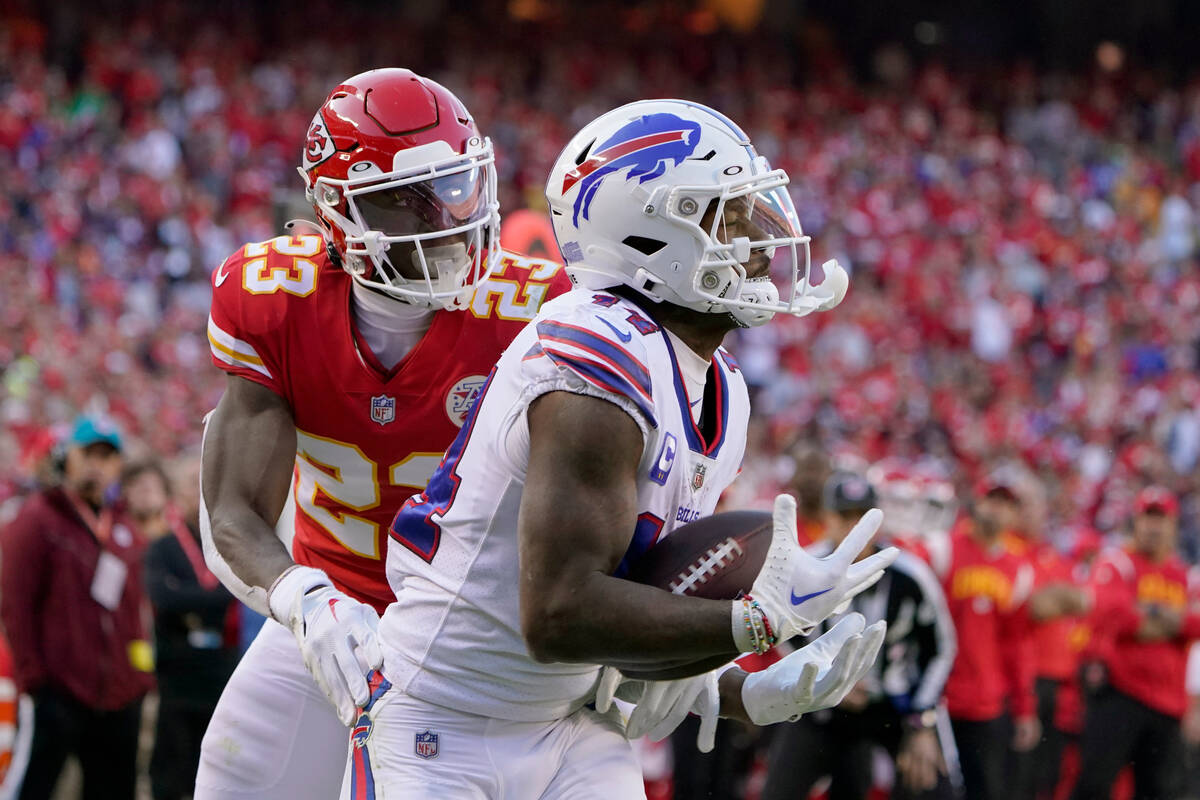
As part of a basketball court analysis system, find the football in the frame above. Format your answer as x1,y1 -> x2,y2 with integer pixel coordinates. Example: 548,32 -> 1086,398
625,510 -> 773,599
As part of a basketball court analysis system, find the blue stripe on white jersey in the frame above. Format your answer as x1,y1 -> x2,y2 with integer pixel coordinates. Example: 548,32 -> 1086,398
535,319 -> 653,396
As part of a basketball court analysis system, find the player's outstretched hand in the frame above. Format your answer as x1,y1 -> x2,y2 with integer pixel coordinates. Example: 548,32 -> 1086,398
269,566 -> 384,725
741,613 -> 886,725
594,667 -> 721,753
744,495 -> 896,647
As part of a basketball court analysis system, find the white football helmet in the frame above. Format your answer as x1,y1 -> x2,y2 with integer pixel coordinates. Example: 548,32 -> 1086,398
545,99 -> 847,327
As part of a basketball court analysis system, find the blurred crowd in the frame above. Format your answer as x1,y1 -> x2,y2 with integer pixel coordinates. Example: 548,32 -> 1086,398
2,0 -> 1200,797
2,3 -> 1200,556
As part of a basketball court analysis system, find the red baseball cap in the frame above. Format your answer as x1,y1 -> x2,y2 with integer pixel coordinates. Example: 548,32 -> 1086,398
976,471 -> 1021,503
1134,486 -> 1178,517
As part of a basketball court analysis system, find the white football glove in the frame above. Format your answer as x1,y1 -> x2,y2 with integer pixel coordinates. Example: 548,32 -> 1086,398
269,566 -> 384,725
741,612 -> 886,725
740,494 -> 896,648
595,667 -> 722,752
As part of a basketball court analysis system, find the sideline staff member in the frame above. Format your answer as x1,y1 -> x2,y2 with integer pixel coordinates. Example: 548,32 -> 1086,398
0,417 -> 154,800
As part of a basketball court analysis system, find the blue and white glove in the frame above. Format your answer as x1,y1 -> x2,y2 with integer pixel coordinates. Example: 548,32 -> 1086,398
595,667 -> 722,752
741,612 -> 886,725
269,565 -> 384,725
736,494 -> 896,649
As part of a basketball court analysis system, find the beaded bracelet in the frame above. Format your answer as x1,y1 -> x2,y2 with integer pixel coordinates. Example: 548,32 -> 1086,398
740,595 -> 778,655
740,598 -> 763,653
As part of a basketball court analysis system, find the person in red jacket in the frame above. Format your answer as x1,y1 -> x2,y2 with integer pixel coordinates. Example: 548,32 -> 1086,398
1071,486 -> 1199,800
0,416 -> 155,800
1005,522 -> 1092,800
937,474 -> 1039,800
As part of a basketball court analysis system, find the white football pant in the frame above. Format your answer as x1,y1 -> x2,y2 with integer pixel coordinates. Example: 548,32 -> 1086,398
341,672 -> 646,800
195,620 -> 348,799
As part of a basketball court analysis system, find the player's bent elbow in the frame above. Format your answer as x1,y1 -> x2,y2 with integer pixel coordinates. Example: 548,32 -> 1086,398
522,615 -> 569,663
523,630 -> 563,664
521,601 -> 585,664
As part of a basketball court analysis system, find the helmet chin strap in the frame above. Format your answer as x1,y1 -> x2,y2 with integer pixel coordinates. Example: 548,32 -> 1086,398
719,259 -> 848,327
412,242 -> 470,282
410,242 -> 473,308
729,278 -> 779,327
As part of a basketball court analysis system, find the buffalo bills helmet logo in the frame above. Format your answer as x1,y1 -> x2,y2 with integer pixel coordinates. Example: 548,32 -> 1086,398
562,113 -> 702,226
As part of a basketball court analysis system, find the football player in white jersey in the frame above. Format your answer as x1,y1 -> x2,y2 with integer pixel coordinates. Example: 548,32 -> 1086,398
342,100 -> 897,800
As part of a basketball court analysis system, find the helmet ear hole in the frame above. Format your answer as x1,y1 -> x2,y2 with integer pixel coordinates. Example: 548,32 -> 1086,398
574,139 -> 596,166
622,235 -> 667,256
325,240 -> 342,268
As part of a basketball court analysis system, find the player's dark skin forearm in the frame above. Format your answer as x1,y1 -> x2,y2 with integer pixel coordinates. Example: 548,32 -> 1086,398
718,670 -> 752,722
202,375 -> 298,591
519,391 -> 740,674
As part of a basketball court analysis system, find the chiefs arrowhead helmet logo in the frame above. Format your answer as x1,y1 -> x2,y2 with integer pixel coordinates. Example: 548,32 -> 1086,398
306,123 -> 328,160
303,112 -> 336,170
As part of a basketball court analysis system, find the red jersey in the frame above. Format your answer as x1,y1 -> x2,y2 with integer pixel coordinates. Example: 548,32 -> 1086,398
1006,532 -> 1082,681
940,529 -> 1037,721
1087,545 -> 1200,718
208,234 -> 569,612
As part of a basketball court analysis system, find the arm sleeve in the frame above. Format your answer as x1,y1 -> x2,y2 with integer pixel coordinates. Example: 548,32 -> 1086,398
1003,563 -> 1038,719
1180,610 -> 1200,640
1180,567 -> 1200,641
524,308 -> 658,434
0,509 -> 48,692
901,553 -> 958,712
207,248 -> 287,397
144,538 -> 233,615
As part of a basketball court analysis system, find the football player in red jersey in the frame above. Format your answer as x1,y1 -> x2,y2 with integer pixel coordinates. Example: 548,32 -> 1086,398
195,68 -> 570,800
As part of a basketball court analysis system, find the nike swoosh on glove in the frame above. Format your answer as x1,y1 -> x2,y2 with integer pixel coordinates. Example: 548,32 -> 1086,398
269,566 -> 384,725
595,667 -> 721,753
745,494 -> 897,645
741,612 -> 887,725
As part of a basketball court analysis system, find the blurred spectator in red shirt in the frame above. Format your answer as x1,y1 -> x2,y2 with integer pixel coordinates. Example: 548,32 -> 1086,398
937,474 -> 1038,800
1072,487 -> 1199,800
0,416 -> 154,800
1004,512 -> 1092,800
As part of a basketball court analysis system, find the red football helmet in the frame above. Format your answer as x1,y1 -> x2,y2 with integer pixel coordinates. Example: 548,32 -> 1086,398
867,457 -> 958,538
298,68 -> 499,309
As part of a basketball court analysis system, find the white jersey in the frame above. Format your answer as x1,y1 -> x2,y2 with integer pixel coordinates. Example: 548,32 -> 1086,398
377,289 -> 750,722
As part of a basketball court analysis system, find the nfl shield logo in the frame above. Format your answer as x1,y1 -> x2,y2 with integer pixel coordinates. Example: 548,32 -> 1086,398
370,394 -> 396,426
414,730 -> 439,759
692,463 -> 707,490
